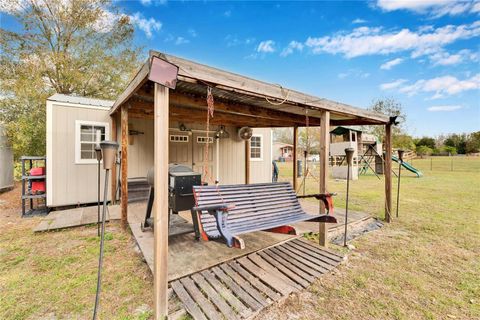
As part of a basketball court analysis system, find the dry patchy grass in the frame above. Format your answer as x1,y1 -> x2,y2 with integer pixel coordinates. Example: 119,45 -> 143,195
1,158 -> 479,319
0,184 -> 153,320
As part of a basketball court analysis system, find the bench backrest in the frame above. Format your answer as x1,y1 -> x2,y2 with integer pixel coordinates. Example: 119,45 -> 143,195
193,182 -> 304,238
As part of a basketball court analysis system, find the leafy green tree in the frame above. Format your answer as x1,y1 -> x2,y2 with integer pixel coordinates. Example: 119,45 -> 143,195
443,146 -> 457,156
393,134 -> 415,151
466,131 -> 480,154
444,134 -> 467,154
416,145 -> 433,158
365,97 -> 409,148
415,137 -> 436,149
0,0 -> 140,159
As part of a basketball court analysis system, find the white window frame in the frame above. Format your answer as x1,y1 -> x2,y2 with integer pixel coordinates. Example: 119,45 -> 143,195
250,134 -> 263,161
75,120 -> 110,164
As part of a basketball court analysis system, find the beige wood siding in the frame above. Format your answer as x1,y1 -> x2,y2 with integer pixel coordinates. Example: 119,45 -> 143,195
48,107 -> 273,207
127,118 -> 154,178
47,102 -> 111,207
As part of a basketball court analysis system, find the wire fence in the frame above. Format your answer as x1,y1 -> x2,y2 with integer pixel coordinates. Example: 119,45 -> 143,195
407,156 -> 480,173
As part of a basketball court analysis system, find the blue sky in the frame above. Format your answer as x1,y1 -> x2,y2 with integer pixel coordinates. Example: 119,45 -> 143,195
2,0 -> 479,137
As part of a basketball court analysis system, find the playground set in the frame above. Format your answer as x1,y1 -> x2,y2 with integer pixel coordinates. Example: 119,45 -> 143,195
329,126 -> 422,180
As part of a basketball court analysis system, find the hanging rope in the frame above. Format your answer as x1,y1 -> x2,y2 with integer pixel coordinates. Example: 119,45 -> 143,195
194,86 -> 227,208
202,87 -> 215,184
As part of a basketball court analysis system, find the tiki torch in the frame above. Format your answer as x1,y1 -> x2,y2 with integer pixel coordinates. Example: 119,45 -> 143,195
344,148 -> 355,247
396,149 -> 404,218
93,141 -> 118,320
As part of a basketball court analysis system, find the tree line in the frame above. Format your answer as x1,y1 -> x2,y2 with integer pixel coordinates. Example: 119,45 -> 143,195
273,97 -> 480,157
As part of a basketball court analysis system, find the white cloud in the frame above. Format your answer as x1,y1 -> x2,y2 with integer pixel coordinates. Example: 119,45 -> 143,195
429,49 -> 479,66
380,58 -> 404,70
129,13 -> 162,38
140,0 -> 152,5
280,41 -> 304,57
376,0 -> 479,18
304,22 -> 480,59
257,40 -> 276,53
175,37 -> 189,45
398,73 -> 480,99
352,18 -> 367,24
427,105 -> 463,112
380,79 -> 407,90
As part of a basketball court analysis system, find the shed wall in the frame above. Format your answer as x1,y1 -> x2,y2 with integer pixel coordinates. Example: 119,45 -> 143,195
47,102 -> 112,207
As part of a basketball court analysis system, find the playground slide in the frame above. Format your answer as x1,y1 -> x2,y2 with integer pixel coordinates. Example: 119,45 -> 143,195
392,156 -> 423,177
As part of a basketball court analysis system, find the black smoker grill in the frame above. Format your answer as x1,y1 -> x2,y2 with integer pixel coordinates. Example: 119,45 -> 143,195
141,164 -> 202,231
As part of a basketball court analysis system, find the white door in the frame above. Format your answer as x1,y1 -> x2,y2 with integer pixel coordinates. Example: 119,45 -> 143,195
193,132 -> 215,184
168,131 -> 192,168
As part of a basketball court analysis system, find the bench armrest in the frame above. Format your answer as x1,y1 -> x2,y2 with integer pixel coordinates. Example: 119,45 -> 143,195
297,193 -> 336,215
192,204 -> 229,213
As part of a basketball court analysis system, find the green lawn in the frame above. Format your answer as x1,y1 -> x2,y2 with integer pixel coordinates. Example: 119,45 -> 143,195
1,158 -> 479,319
261,160 -> 480,319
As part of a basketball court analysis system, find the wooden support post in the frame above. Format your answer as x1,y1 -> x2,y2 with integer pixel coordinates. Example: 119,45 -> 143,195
120,105 -> 128,229
111,114 -> 117,205
319,111 -> 330,247
293,126 -> 298,191
153,84 -> 169,319
245,140 -> 250,184
384,124 -> 392,223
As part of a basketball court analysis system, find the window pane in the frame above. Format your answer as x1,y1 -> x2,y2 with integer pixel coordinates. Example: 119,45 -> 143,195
81,151 -> 93,159
80,143 -> 95,159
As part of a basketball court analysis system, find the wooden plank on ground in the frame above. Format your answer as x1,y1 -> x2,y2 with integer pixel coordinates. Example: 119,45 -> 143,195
274,245 -> 330,273
170,280 -> 207,320
211,266 -> 264,311
261,249 -> 315,283
257,251 -> 310,288
180,277 -> 222,320
248,254 -> 303,291
201,270 -> 251,319
282,242 -> 336,271
269,247 -> 323,278
227,261 -> 281,301
191,273 -> 239,320
236,257 -> 296,296
292,239 -> 344,262
286,241 -> 340,267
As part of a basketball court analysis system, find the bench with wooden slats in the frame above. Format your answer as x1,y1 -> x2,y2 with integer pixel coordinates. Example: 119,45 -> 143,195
191,182 -> 336,249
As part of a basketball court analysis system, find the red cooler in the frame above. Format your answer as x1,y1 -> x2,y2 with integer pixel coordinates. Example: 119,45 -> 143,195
30,167 -> 46,193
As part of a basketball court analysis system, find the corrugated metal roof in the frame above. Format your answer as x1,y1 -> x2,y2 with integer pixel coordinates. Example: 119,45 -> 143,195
47,94 -> 114,108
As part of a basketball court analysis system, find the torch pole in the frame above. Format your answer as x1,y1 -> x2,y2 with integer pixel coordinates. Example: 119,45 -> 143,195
344,148 -> 354,247
396,149 -> 404,218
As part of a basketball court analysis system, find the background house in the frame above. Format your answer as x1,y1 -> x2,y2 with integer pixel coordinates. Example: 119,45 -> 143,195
0,124 -> 14,192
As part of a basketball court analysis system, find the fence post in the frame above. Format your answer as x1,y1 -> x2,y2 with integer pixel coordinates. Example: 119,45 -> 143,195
430,157 -> 433,171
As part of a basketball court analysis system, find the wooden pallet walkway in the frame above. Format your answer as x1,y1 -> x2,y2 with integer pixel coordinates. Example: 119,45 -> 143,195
169,238 -> 344,320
